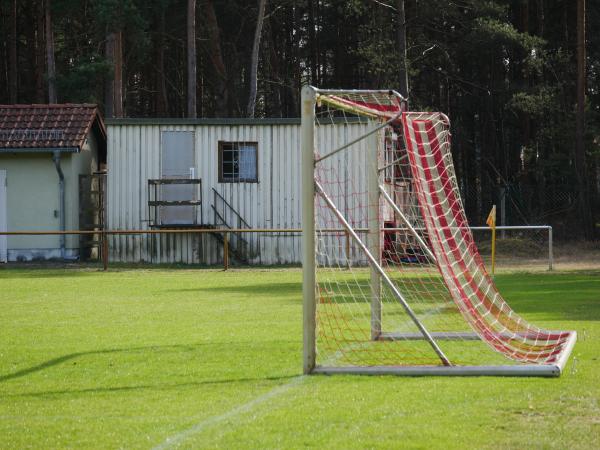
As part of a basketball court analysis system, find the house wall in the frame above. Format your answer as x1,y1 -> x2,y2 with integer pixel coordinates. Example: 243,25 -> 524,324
106,120 -> 374,265
0,153 -> 63,259
66,132 -> 98,249
0,134 -> 98,261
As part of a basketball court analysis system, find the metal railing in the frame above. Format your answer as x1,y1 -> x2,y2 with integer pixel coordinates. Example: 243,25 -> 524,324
211,188 -> 256,262
0,225 -> 553,271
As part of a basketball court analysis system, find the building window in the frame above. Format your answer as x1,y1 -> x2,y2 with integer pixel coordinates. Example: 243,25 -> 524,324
218,141 -> 258,183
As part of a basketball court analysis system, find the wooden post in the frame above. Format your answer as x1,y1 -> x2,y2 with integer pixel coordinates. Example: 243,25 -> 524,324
345,229 -> 351,269
223,231 -> 229,270
102,231 -> 109,271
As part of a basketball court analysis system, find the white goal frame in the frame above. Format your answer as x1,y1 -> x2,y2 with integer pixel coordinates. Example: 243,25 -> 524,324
301,85 -> 576,377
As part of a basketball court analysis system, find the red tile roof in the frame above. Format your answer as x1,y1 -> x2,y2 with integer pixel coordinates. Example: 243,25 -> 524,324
0,104 -> 106,150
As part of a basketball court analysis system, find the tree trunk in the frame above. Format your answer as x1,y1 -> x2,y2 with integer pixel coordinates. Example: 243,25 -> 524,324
114,31 -> 124,117
307,0 -> 317,84
104,32 -> 115,118
45,0 -> 57,103
9,0 -> 18,103
35,0 -> 45,103
155,9 -> 168,116
246,0 -> 267,118
187,0 -> 197,118
575,0 -> 593,238
205,0 -> 228,116
105,31 -> 123,118
395,0 -> 409,99
267,17 -> 282,117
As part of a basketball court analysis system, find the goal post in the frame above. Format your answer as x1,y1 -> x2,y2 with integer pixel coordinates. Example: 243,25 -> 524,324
301,86 -> 576,377
301,85 -> 317,374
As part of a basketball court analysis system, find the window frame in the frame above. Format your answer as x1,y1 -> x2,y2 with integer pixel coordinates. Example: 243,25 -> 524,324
218,141 -> 259,183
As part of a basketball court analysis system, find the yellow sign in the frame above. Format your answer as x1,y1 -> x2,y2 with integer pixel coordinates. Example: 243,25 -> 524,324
487,205 -> 497,276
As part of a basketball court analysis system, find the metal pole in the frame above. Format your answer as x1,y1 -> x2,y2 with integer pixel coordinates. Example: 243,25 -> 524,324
368,129 -> 382,340
301,85 -> 317,374
223,231 -> 229,271
0,225 -> 554,235
548,226 -> 553,271
316,180 -> 451,367
379,185 -> 436,261
314,109 -> 402,164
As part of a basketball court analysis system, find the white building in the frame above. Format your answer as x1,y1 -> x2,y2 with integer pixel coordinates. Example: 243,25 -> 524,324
106,118 -> 373,265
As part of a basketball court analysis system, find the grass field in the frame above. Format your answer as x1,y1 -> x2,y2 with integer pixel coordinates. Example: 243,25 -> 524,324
0,267 -> 599,449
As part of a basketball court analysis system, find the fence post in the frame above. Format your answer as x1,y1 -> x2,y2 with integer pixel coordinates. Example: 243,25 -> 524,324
102,231 -> 109,271
223,231 -> 229,271
548,226 -> 553,271
345,230 -> 351,269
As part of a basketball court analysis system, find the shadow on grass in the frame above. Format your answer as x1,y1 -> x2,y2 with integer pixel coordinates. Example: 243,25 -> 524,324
2,373 -> 299,399
0,343 -> 297,385
166,272 -> 600,321
0,270 -> 101,279
495,272 -> 600,321
166,282 -> 302,299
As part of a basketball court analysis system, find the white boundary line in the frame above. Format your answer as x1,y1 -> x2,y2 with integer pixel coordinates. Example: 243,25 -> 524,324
152,376 -> 306,449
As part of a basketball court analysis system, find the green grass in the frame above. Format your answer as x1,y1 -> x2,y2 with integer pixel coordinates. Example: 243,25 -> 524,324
0,267 -> 599,449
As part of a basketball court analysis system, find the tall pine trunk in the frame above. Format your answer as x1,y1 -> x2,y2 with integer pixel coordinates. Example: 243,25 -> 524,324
105,31 -> 123,118
187,0 -> 197,118
35,0 -> 45,103
205,0 -> 228,116
395,0 -> 408,99
45,0 -> 57,103
576,0 -> 593,238
155,10 -> 168,116
246,0 -> 267,118
105,31 -> 123,117
9,0 -> 17,103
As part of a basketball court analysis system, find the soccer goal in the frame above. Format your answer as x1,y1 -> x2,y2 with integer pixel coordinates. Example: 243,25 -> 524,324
301,86 -> 576,377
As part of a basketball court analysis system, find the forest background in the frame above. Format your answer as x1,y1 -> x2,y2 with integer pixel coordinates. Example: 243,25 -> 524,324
1,0 -> 598,238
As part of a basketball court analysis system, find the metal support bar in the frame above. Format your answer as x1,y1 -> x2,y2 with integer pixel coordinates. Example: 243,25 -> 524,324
378,331 -> 480,341
379,185 -> 436,262
314,110 -> 402,164
378,154 -> 408,173
315,180 -> 451,367
314,89 -> 407,98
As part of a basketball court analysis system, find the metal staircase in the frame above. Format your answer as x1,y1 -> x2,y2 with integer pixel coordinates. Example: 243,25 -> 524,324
211,188 -> 257,264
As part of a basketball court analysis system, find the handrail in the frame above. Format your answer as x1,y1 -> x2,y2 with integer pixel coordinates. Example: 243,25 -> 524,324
211,206 -> 231,230
211,188 -> 251,230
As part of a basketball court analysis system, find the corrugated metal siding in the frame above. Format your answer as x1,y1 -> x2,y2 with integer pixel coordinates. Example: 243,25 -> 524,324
107,121 -> 374,264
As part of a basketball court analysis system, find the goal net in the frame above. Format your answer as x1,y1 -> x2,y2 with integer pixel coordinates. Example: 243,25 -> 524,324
301,87 -> 576,376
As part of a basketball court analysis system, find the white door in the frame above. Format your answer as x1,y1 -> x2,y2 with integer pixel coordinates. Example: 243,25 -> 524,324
160,131 -> 195,225
0,170 -> 7,262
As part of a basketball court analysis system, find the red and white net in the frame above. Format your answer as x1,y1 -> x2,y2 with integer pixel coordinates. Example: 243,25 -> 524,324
312,91 -> 574,368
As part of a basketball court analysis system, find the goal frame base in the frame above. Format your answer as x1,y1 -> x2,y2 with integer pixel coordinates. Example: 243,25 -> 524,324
312,364 -> 561,377
312,331 -> 576,377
